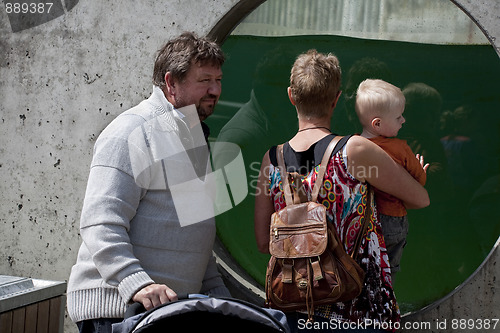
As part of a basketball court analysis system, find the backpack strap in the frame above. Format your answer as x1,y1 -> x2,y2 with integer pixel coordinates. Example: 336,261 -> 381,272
311,136 -> 343,202
277,135 -> 352,205
276,144 -> 294,206
351,186 -> 372,259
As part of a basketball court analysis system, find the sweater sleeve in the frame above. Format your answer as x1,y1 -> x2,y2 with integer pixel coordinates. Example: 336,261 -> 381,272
79,132 -> 155,303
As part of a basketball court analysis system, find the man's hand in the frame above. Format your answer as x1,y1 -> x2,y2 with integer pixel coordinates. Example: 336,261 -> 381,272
132,284 -> 178,310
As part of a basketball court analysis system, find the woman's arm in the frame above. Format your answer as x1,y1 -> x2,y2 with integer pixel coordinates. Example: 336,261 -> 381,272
254,151 -> 275,254
346,136 -> 430,209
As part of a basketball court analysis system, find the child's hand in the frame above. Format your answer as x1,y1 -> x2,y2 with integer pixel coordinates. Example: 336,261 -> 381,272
416,154 -> 430,173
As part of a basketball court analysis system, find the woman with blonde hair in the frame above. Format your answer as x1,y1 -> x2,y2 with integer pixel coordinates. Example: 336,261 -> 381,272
254,50 -> 429,332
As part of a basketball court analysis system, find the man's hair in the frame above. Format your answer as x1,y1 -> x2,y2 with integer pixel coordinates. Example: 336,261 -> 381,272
289,49 -> 342,118
355,79 -> 405,126
153,32 -> 225,88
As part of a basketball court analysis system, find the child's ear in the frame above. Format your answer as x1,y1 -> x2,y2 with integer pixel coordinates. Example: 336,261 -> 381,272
371,117 -> 381,129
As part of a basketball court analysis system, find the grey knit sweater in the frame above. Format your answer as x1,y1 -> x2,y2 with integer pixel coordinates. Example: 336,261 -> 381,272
67,86 -> 227,322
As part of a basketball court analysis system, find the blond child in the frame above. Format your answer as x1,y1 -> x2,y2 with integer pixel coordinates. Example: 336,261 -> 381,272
355,79 -> 429,280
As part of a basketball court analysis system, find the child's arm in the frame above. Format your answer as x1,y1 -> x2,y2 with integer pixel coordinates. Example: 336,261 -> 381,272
403,144 -> 428,186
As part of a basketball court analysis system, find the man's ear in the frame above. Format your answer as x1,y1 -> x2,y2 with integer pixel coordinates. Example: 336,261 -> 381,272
164,72 -> 176,96
287,87 -> 296,106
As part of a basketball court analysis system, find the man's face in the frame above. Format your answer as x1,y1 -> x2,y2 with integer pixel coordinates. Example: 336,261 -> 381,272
169,62 -> 222,121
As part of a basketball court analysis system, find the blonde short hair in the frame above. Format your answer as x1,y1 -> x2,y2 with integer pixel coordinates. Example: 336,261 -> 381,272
355,79 -> 405,126
289,49 -> 342,118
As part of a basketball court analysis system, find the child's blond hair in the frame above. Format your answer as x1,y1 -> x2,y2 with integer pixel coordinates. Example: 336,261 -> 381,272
355,79 -> 405,127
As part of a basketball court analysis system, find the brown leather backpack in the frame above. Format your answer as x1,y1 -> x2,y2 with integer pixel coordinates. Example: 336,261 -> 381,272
265,136 -> 369,320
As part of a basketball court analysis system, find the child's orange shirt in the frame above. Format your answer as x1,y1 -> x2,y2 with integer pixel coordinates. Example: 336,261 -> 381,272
369,136 -> 427,216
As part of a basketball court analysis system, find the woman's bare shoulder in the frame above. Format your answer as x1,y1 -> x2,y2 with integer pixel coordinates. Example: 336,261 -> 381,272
345,135 -> 378,155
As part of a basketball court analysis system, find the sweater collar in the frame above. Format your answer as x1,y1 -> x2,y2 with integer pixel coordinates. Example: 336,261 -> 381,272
150,85 -> 210,143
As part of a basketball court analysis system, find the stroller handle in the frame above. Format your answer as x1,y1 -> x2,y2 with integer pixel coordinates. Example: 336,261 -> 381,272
124,293 -> 206,318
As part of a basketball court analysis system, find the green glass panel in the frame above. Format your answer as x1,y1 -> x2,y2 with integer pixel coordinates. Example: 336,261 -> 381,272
208,34 -> 500,313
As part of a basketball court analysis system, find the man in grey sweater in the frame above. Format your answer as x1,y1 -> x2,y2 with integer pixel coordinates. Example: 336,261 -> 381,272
67,32 -> 230,333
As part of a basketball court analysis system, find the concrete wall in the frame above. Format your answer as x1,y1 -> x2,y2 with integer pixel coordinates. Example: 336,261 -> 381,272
0,1 -> 238,331
0,1 -> 498,332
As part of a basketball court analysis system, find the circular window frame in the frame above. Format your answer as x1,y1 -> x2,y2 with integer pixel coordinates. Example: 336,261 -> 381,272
208,0 -> 500,57
208,0 -> 500,316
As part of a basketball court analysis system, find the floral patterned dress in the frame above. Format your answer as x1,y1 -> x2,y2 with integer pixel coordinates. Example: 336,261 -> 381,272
268,136 -> 400,330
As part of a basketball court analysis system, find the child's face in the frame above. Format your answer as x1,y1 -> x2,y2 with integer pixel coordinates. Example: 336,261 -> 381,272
377,106 -> 406,137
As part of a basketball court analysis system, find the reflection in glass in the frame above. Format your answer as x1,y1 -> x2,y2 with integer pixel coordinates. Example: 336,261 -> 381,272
209,0 -> 500,313
232,0 -> 487,44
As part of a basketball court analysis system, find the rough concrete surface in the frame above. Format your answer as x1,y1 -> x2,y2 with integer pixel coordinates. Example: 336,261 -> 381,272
0,1 -> 238,331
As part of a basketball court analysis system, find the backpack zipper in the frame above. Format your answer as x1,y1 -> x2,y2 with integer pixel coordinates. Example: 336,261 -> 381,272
273,223 -> 325,240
